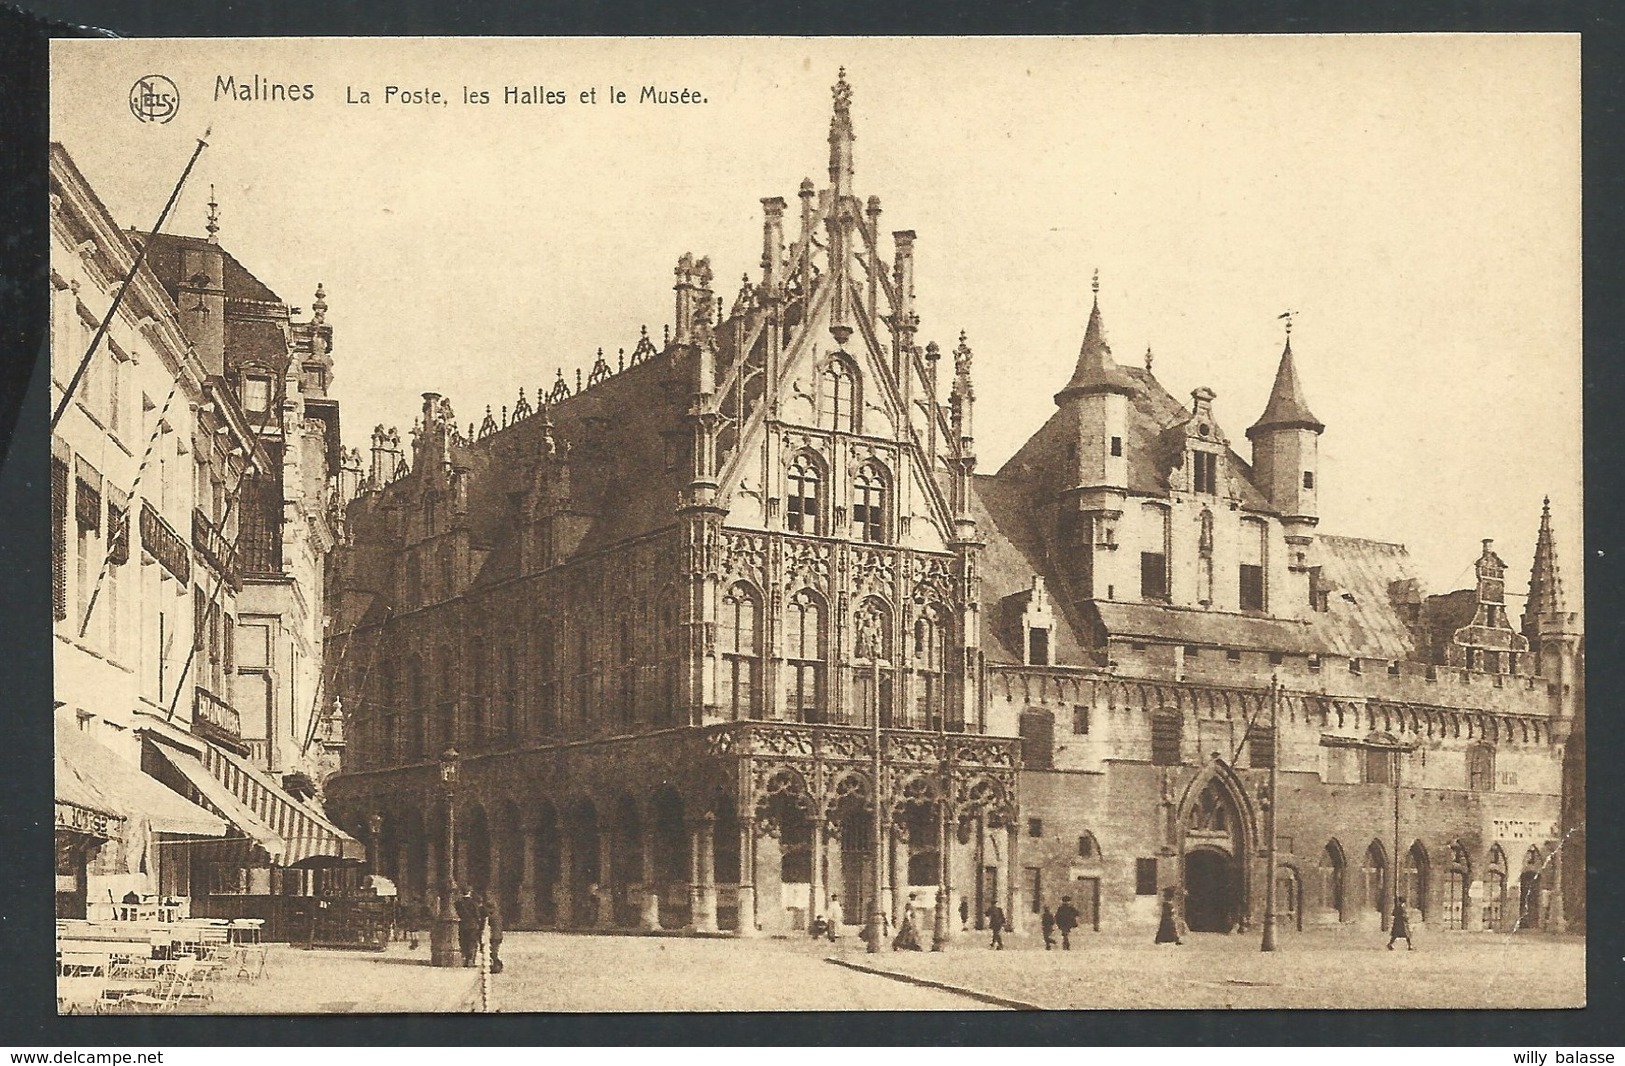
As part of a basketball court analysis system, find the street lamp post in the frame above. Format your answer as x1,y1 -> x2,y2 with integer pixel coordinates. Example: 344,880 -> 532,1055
867,643 -> 886,954
1318,731 -> 1419,934
430,746 -> 461,967
1260,675 -> 1281,952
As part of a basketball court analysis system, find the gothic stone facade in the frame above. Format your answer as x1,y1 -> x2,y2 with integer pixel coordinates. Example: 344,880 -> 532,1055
323,74 -> 1582,941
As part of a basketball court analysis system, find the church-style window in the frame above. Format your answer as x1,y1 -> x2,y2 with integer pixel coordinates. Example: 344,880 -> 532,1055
1468,744 -> 1495,792
1140,552 -> 1168,601
913,605 -> 950,729
1363,735 -> 1397,784
785,589 -> 826,723
718,584 -> 761,719
786,453 -> 823,535
1193,450 -> 1218,494
852,464 -> 889,543
820,357 -> 858,433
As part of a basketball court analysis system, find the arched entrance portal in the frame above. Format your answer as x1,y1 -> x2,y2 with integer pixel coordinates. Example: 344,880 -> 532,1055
1185,848 -> 1240,932
1180,772 -> 1250,934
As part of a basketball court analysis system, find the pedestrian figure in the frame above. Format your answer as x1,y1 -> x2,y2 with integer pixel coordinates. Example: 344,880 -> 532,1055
481,891 -> 504,974
986,903 -> 1006,950
1155,888 -> 1182,945
809,914 -> 829,939
1388,897 -> 1414,951
892,902 -> 923,951
454,885 -> 481,967
1055,895 -> 1082,950
1040,906 -> 1056,950
826,894 -> 843,942
959,896 -> 970,932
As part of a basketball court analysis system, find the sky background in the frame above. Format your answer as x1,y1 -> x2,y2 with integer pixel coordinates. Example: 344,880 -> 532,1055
52,35 -> 1582,608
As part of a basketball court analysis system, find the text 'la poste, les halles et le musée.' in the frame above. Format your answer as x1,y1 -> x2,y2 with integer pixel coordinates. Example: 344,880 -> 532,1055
213,75 -> 709,107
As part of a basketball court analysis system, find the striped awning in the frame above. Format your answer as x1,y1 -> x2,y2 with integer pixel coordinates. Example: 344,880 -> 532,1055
148,738 -> 363,867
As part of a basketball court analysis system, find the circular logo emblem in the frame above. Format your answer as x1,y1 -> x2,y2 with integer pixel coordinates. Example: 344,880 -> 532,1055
129,75 -> 180,124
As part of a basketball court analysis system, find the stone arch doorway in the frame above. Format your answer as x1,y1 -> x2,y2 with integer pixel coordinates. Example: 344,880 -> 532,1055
650,787 -> 688,929
1180,769 -> 1251,934
610,794 -> 643,927
1320,839 -> 1349,923
1364,840 -> 1389,928
494,801 -> 525,925
1185,847 -> 1240,932
1519,846 -> 1544,930
531,800 -> 560,928
567,799 -> 601,927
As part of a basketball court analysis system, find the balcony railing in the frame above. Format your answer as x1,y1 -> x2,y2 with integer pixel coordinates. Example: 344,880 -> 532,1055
192,508 -> 241,590
193,686 -> 243,742
140,501 -> 191,584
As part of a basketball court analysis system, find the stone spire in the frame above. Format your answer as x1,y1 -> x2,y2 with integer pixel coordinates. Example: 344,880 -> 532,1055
829,67 -> 855,199
1055,271 -> 1137,402
1247,327 -> 1324,439
1523,496 -> 1567,636
312,282 -> 328,324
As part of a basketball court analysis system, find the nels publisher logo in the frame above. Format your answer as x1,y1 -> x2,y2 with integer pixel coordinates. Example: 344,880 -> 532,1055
129,74 -> 180,124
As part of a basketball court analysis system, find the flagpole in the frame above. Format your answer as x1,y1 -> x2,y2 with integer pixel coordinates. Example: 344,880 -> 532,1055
51,130 -> 210,433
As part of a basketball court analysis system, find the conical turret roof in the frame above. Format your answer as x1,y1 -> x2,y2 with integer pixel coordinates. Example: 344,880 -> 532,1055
1055,291 -> 1138,403
1247,337 -> 1323,438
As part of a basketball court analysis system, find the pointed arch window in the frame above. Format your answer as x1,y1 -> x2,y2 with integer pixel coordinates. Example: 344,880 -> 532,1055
786,452 -> 824,535
913,604 -> 951,730
657,592 -> 679,725
821,356 -> 859,433
407,653 -> 426,761
785,589 -> 826,723
852,463 -> 890,544
718,584 -> 761,719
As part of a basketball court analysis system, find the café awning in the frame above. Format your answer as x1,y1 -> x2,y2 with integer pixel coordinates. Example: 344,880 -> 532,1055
148,739 -> 363,867
55,723 -> 226,838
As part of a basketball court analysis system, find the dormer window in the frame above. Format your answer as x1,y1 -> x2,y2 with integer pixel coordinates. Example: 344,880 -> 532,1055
820,356 -> 858,434
243,374 -> 272,413
1193,451 -> 1218,495
1028,627 -> 1050,666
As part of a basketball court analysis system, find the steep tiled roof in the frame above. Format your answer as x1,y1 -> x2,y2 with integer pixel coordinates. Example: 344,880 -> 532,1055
1085,600 -> 1319,654
968,473 -> 1091,665
143,232 -> 284,305
1307,535 -> 1422,660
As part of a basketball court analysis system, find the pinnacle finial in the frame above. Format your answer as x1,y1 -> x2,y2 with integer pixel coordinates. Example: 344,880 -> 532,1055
312,282 -> 328,323
205,184 -> 220,242
1091,269 -> 1100,298
1279,309 -> 1296,337
1145,345 -> 1154,372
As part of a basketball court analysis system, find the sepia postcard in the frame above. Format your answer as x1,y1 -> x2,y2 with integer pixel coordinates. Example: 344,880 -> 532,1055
48,35 -> 1582,1014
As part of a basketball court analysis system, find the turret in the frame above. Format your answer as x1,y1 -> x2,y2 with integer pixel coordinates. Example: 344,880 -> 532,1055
1053,273 -> 1136,495
1522,498 -> 1581,728
1246,324 -> 1323,523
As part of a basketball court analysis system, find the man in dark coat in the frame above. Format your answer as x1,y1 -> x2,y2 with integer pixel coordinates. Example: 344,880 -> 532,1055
1040,906 -> 1056,950
985,903 -> 1006,950
453,886 -> 481,967
1055,896 -> 1082,950
1388,897 -> 1414,950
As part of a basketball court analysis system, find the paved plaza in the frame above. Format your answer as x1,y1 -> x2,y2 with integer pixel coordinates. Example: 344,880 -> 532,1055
190,926 -> 1582,1014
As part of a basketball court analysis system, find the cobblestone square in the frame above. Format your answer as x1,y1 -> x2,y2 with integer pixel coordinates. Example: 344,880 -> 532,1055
192,928 -> 1582,1013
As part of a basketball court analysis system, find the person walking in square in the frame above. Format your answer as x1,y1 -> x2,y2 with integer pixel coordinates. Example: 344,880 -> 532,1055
959,896 -> 969,932
1040,905 -> 1056,950
826,893 -> 843,942
1055,895 -> 1081,951
986,902 -> 1006,950
1388,897 -> 1414,951
1155,888 -> 1182,945
454,885 -> 481,967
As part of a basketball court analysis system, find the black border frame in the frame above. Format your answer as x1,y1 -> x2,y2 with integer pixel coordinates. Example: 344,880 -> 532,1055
2,0 -> 1620,1046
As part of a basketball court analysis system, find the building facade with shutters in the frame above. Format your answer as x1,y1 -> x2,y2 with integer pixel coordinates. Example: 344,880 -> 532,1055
50,143 -> 361,927
321,74 -> 1582,941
